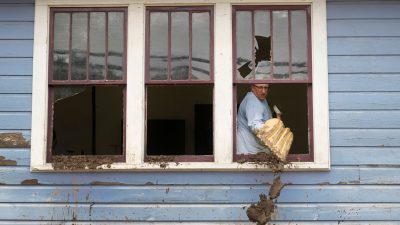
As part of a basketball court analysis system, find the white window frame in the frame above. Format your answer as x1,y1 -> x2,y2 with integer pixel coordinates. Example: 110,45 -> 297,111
31,0 -> 329,171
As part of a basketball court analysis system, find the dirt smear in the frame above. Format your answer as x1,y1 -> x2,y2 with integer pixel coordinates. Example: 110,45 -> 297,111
0,133 -> 30,148
145,155 -> 179,169
238,152 -> 289,174
21,179 -> 39,185
243,152 -> 289,225
0,156 -> 17,166
52,155 -> 115,170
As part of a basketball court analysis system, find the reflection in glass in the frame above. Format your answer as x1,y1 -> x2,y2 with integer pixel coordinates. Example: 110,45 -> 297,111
53,13 -> 70,80
71,13 -> 88,80
254,10 -> 271,79
236,11 -> 253,80
192,12 -> 210,80
171,12 -> 189,80
150,12 -> 168,80
291,10 -> 308,80
108,12 -> 124,80
89,12 -> 106,80
272,11 -> 289,79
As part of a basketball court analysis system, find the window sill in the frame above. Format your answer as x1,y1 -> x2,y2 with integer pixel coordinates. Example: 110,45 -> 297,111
31,161 -> 330,172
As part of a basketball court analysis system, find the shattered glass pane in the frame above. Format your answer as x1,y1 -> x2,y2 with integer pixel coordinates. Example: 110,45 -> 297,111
89,12 -> 106,80
53,13 -> 70,80
71,13 -> 88,80
291,10 -> 308,80
192,12 -> 210,80
149,12 -> 168,80
108,12 -> 124,80
254,10 -> 272,80
272,11 -> 289,79
171,12 -> 189,80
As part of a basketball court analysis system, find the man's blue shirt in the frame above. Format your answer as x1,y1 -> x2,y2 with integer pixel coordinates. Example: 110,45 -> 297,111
236,92 -> 272,154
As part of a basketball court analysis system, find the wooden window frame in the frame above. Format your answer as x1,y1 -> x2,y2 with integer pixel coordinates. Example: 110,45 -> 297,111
31,0 -> 329,171
232,5 -> 314,162
145,6 -> 214,162
46,8 -> 128,162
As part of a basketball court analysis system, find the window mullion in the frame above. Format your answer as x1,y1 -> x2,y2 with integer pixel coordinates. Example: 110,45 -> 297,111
214,2 -> 233,164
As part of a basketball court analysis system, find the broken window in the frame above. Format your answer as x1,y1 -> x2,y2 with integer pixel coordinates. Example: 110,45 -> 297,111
233,6 -> 313,161
48,8 -> 127,160
145,6 -> 214,162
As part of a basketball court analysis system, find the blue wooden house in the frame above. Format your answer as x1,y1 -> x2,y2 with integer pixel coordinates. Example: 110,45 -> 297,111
1,0 -> 400,224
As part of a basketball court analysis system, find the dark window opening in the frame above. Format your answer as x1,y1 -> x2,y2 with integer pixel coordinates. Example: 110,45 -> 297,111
51,86 -> 124,156
146,85 -> 213,159
236,83 -> 311,156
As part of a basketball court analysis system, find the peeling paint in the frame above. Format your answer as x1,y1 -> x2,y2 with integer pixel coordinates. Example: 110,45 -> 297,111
21,179 -> 39,185
0,156 -> 17,166
0,133 -> 30,148
90,181 -> 125,185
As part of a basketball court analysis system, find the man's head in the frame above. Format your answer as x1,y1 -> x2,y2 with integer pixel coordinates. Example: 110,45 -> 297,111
251,84 -> 269,100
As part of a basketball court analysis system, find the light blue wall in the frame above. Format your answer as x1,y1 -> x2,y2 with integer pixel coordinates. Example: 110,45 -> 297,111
0,0 -> 400,223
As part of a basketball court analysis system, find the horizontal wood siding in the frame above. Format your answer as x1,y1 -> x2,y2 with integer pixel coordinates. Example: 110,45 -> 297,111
0,0 -> 400,224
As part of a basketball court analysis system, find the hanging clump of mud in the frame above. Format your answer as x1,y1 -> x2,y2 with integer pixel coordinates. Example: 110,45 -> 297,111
244,152 -> 289,225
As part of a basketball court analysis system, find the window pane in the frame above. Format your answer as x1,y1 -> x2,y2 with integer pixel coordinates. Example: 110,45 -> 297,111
192,12 -> 210,80
108,12 -> 124,80
149,12 -> 168,80
71,13 -> 88,80
291,10 -> 308,80
52,86 -> 124,155
53,13 -> 70,80
89,12 -> 106,80
236,11 -> 253,80
171,12 -> 189,80
146,85 -> 213,155
254,10 -> 271,80
272,11 -> 289,79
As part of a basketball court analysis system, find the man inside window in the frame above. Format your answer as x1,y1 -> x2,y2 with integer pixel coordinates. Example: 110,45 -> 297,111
237,84 -> 272,154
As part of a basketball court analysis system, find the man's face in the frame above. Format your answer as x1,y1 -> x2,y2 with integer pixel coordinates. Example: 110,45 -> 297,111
251,84 -> 269,100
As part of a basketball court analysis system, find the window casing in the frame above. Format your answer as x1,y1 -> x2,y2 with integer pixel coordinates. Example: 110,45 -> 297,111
232,5 -> 313,162
31,0 -> 329,171
47,8 -> 127,162
145,6 -> 214,162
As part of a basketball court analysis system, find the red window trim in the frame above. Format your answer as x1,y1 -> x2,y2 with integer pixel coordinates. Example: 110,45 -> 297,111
232,5 -> 314,162
145,6 -> 214,84
49,7 -> 128,84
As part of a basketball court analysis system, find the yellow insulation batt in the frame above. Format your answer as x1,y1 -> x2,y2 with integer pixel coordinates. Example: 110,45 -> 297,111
256,118 -> 293,161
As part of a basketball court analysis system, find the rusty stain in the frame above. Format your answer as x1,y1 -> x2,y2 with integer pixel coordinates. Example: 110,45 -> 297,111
52,155 -> 116,170
0,156 -> 17,166
0,133 -> 30,148
21,179 -> 39,185
90,181 -> 125,185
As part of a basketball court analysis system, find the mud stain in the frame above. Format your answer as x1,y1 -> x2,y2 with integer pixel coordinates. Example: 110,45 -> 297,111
145,155 -> 179,169
0,133 -> 30,148
21,179 -> 39,185
269,176 -> 285,200
52,155 -> 116,170
0,156 -> 17,166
